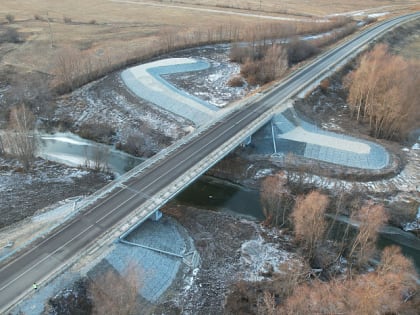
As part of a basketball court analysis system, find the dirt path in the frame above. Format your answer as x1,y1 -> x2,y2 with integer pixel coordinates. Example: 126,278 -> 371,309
109,0 -> 318,21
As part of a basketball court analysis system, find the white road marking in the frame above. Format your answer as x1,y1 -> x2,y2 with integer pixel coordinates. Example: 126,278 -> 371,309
0,225 -> 93,292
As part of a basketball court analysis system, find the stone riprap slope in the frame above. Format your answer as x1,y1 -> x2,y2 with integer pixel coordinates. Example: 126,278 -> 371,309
122,58 -> 222,125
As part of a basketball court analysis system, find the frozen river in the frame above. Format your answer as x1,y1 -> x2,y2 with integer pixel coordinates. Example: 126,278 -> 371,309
38,132 -> 143,176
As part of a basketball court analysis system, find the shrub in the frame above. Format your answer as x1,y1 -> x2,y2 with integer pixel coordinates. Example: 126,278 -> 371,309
283,246 -> 418,314
5,14 -> 15,23
63,16 -> 72,24
1,28 -> 22,43
34,14 -> 45,21
90,263 -> 142,315
239,44 -> 288,86
227,76 -> 244,87
348,202 -> 388,267
319,78 -> 330,93
230,43 -> 262,63
118,132 -> 159,158
292,191 -> 329,261
286,38 -> 320,65
260,172 -> 294,227
78,122 -> 115,144
345,44 -> 420,140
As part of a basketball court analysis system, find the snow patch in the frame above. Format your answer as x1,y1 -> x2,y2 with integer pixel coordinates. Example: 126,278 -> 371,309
367,12 -> 389,18
254,168 -> 273,179
240,237 -> 293,281
403,207 -> 420,232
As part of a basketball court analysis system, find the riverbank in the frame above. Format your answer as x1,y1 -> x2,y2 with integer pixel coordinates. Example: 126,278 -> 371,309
151,205 -> 299,315
0,157 -> 112,229
8,203 -> 296,315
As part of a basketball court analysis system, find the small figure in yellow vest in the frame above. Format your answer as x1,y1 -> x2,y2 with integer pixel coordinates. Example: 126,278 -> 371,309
33,282 -> 38,290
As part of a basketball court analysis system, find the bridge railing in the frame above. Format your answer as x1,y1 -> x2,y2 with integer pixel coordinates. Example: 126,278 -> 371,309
69,87 -> 272,218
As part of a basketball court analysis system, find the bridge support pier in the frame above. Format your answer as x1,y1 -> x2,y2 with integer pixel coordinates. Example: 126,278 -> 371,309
241,135 -> 252,146
150,209 -> 163,221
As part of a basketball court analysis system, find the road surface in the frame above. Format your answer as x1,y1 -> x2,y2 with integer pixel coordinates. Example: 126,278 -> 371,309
0,12 -> 418,313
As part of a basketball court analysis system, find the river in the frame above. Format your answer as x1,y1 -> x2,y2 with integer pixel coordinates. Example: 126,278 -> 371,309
37,133 -> 420,272
174,176 -> 420,273
38,132 -> 144,176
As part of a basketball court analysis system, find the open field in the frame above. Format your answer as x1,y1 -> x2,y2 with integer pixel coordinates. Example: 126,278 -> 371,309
0,0 -> 418,83
389,20 -> 420,59
155,0 -> 420,16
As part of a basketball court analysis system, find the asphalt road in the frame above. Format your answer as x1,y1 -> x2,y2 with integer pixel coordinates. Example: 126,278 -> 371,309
1,12 -> 419,312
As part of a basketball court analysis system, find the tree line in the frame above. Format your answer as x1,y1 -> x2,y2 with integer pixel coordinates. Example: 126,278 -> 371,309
225,172 -> 420,314
229,19 -> 358,86
52,17 -> 356,93
345,44 -> 420,141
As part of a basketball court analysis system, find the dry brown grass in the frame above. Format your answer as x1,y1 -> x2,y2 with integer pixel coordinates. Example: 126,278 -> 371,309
0,0 -> 417,87
396,35 -> 420,59
141,0 -> 419,16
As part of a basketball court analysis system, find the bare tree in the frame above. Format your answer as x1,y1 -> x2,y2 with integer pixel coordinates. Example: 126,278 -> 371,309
54,46 -> 84,91
90,262 -> 142,315
1,105 -> 38,170
348,202 -> 387,268
92,145 -> 110,172
238,43 -> 289,85
281,246 -> 418,315
260,172 -> 293,227
263,44 -> 288,80
291,190 -> 329,261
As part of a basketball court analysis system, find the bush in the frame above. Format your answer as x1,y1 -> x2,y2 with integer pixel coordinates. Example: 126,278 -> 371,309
117,134 -> 155,157
0,28 -> 22,43
63,16 -> 72,24
240,44 -> 288,86
287,38 -> 320,65
5,14 -> 15,23
34,14 -> 46,21
345,44 -> 420,140
319,78 -> 330,93
260,172 -> 294,227
78,123 -> 115,144
47,279 -> 92,315
227,76 -> 244,87
292,191 -> 329,261
240,59 -> 260,85
230,43 -> 263,63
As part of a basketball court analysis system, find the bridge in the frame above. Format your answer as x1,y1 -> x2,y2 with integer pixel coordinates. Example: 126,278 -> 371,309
1,12 -> 419,312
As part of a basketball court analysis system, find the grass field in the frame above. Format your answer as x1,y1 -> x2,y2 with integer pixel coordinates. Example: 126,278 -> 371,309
0,0 -> 418,88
